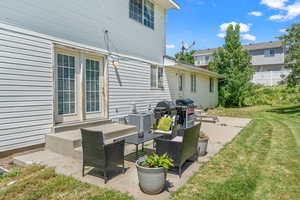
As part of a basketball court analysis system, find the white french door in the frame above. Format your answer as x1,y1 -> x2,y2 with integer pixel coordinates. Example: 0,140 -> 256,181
84,57 -> 104,120
54,49 -> 105,124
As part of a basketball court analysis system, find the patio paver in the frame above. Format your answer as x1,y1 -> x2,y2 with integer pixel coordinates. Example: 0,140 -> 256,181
14,116 -> 251,200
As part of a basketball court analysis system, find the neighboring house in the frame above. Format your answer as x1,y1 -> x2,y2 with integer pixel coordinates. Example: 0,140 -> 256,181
0,0 -> 221,153
193,41 -> 291,86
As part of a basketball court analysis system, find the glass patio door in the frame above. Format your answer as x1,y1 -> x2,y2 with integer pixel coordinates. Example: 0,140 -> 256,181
84,58 -> 103,120
55,53 -> 80,123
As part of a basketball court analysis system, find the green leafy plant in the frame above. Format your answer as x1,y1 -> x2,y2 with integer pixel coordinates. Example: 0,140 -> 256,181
209,24 -> 255,107
140,154 -> 174,169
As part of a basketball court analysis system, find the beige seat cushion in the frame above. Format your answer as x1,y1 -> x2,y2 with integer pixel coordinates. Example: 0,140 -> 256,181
154,130 -> 172,134
171,136 -> 183,142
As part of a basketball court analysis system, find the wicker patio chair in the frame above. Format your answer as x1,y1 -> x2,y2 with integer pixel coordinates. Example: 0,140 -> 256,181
81,129 -> 125,184
154,123 -> 201,177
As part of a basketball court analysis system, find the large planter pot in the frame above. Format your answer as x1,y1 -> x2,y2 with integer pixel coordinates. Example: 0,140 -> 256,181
136,162 -> 167,195
198,137 -> 209,156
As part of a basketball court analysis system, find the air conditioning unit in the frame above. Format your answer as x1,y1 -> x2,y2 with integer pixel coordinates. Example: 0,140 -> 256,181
128,112 -> 153,134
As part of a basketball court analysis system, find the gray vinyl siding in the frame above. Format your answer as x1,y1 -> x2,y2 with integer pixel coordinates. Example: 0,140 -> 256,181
0,28 -> 53,152
108,58 -> 171,119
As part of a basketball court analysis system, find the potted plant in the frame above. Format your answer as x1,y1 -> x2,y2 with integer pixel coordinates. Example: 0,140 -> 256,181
198,131 -> 209,156
136,153 -> 174,195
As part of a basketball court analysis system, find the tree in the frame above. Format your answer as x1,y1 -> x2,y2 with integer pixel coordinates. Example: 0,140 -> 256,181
175,50 -> 196,65
209,24 -> 254,107
279,23 -> 300,87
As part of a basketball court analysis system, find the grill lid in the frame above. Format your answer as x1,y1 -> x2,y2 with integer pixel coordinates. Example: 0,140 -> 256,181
155,101 -> 176,110
176,99 -> 194,106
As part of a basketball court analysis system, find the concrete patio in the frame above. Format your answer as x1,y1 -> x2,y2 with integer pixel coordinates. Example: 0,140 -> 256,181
14,116 -> 251,200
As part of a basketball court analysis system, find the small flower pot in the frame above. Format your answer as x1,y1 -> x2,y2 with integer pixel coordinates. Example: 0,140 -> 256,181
136,162 -> 167,195
198,137 -> 209,156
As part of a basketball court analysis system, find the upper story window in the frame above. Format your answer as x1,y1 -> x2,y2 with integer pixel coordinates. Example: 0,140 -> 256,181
129,0 -> 155,29
150,65 -> 163,89
197,55 -> 213,65
191,74 -> 196,93
264,49 -> 275,57
209,78 -> 215,93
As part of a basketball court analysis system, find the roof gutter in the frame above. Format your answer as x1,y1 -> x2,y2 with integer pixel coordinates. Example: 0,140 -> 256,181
165,64 -> 224,79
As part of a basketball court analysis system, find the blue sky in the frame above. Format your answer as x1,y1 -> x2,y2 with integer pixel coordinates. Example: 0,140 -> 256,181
166,0 -> 300,56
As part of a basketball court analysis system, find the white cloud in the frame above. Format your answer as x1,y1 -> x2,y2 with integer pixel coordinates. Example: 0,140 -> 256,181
269,14 -> 286,20
248,11 -> 263,16
241,34 -> 256,41
262,0 -> 300,21
279,28 -> 287,32
260,0 -> 288,9
217,22 -> 256,41
220,22 -> 251,33
217,33 -> 226,38
166,44 -> 175,49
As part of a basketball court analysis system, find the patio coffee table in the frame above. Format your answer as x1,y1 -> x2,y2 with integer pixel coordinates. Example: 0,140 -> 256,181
114,132 -> 164,159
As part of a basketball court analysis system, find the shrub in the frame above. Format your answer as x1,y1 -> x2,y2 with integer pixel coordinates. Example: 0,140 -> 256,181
244,85 -> 300,106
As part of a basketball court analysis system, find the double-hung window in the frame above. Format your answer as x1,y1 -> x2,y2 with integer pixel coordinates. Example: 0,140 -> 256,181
191,74 -> 197,92
179,75 -> 183,91
264,49 -> 275,57
209,78 -> 215,93
150,65 -> 164,89
129,0 -> 155,29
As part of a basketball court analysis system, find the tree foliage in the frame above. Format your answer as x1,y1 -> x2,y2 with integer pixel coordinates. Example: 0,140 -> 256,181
279,23 -> 300,87
209,24 -> 254,107
175,50 -> 196,65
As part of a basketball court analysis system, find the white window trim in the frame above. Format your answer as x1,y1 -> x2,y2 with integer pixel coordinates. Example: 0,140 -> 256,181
129,0 -> 155,30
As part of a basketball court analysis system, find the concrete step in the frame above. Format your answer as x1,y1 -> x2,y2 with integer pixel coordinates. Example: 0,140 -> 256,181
73,130 -> 137,160
46,123 -> 137,158
54,119 -> 112,133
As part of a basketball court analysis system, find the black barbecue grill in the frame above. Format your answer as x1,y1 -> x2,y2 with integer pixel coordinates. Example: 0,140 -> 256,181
176,99 -> 196,128
154,101 -> 177,119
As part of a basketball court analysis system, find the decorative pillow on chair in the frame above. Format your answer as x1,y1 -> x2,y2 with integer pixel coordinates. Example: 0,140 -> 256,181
157,117 -> 173,131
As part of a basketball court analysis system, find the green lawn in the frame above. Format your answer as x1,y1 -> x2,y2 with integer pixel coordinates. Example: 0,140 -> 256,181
0,165 -> 133,200
1,105 -> 300,200
172,105 -> 300,200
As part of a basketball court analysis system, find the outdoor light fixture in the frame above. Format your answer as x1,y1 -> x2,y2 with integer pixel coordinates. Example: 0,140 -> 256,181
112,59 -> 120,68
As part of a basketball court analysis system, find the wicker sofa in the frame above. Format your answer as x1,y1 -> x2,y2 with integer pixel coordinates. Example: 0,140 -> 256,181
154,123 -> 201,177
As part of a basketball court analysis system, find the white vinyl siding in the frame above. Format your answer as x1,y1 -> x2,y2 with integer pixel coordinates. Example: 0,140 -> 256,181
0,0 -> 165,63
108,58 -> 171,119
0,27 -> 53,152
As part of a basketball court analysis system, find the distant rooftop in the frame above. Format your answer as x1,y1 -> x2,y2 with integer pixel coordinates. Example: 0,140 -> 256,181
193,41 -> 283,56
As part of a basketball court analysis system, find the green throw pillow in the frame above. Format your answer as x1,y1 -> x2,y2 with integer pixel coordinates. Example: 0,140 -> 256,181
157,117 -> 173,131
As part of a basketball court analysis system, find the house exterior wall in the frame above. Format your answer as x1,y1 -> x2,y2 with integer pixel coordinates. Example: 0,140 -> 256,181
249,47 -> 284,66
108,58 -> 172,119
0,27 -> 53,152
165,68 -> 218,108
0,0 -> 166,64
